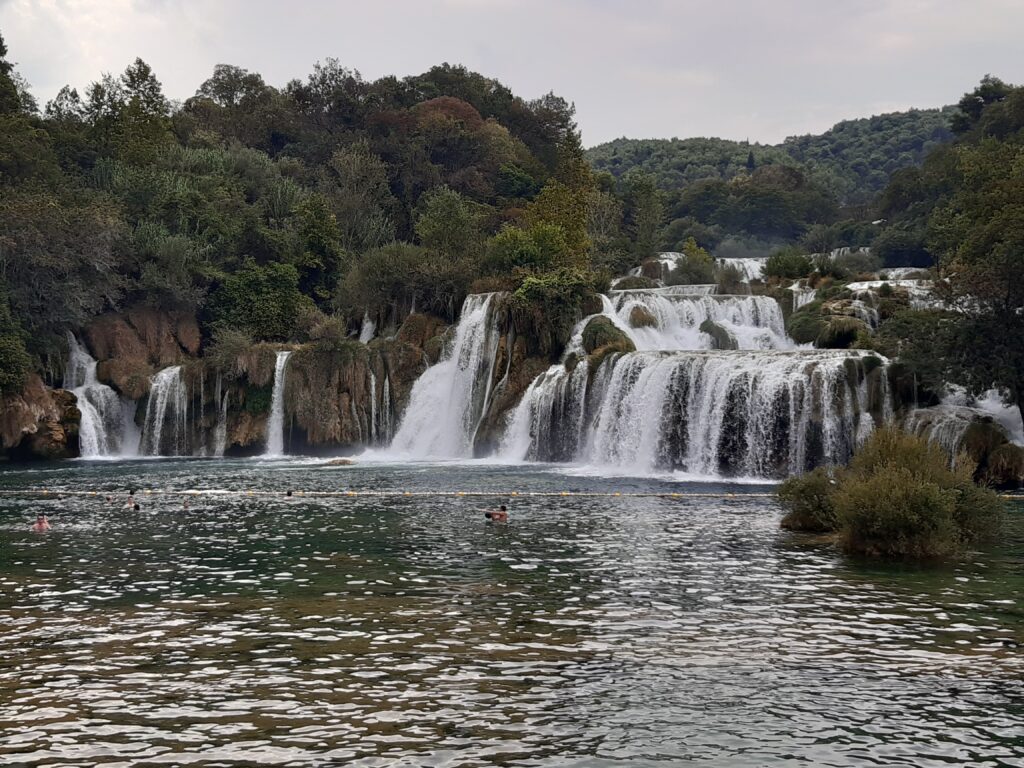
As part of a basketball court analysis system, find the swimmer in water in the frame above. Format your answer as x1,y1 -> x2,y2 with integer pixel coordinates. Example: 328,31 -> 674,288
31,513 -> 51,532
484,505 -> 508,523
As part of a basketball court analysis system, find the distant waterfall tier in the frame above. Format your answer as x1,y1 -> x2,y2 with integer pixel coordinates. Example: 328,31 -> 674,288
264,351 -> 292,456
500,350 -> 890,478
389,293 -> 503,458
610,292 -> 792,350
140,366 -> 189,456
64,334 -> 136,457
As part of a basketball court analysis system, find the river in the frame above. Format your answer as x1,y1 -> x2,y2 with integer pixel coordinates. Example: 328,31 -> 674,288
1,458 -> 1022,766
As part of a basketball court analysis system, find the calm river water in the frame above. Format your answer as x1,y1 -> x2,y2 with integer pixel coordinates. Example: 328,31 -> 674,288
0,458 -> 1022,767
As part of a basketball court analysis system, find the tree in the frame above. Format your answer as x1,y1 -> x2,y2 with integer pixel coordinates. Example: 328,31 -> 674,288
926,137 -> 1024,417
0,279 -> 31,393
208,259 -> 305,340
414,185 -> 481,257
623,172 -> 663,262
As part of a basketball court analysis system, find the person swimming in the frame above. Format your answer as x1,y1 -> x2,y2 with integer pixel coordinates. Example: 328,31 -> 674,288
31,513 -> 51,532
484,505 -> 508,523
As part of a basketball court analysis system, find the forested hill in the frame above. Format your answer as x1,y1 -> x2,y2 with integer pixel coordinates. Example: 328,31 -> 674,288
587,107 -> 954,204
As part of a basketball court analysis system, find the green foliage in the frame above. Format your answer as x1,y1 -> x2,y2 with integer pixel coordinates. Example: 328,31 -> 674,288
779,428 -> 1004,559
764,247 -> 814,279
415,185 -> 483,255
666,237 -> 715,285
587,108 -> 952,206
778,467 -> 839,532
208,259 -> 305,341
242,384 -> 273,415
786,302 -> 826,345
511,268 -> 606,357
482,223 -> 567,275
204,326 -> 255,378
613,276 -> 658,290
0,280 -> 31,393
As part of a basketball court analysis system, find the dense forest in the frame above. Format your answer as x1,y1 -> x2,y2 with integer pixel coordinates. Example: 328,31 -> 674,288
0,32 -> 652,391
587,108 -> 953,204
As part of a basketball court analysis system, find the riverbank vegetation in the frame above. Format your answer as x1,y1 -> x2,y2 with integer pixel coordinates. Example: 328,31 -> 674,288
780,428 -> 1004,559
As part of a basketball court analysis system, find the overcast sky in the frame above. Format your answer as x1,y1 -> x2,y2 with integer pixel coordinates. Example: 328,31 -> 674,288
2,0 -> 1022,147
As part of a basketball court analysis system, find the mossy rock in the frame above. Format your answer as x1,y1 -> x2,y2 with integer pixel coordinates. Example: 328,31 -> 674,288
423,335 -> 445,365
581,316 -> 635,356
960,419 -> 1008,464
614,276 -> 658,290
786,302 -> 825,345
587,341 -> 633,374
699,319 -> 738,350
580,293 -> 605,316
982,443 -> 1024,488
396,313 -> 448,350
628,305 -> 658,329
816,316 -> 867,349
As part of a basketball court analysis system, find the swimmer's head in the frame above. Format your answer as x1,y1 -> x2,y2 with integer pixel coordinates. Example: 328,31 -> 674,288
133,503 -> 140,511
499,505 -> 507,512
484,511 -> 493,519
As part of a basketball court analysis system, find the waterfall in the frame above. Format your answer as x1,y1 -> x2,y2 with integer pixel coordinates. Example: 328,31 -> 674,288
64,334 -> 134,457
381,374 -> 392,443
791,284 -> 817,310
213,372 -> 229,457
715,257 -> 766,281
368,369 -> 378,445
140,366 -> 188,455
610,291 -> 793,351
264,351 -> 291,456
359,312 -> 376,344
389,293 -> 503,458
501,350 -> 886,478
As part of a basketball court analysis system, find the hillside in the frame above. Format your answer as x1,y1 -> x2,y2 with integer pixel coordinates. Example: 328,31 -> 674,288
587,107 -> 953,204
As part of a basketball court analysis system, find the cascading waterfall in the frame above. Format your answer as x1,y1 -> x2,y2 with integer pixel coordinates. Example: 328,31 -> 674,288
381,375 -> 392,443
791,284 -> 817,310
63,334 -> 135,457
610,291 -> 793,351
502,350 -> 885,478
715,257 -> 766,281
140,366 -> 188,455
359,312 -> 376,344
368,369 -> 378,445
264,351 -> 292,456
389,293 -> 503,458
213,373 -> 229,457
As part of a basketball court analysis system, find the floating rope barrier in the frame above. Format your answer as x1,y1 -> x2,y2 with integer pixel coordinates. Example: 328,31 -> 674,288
0,489 -> 778,499
0,489 -> 1021,500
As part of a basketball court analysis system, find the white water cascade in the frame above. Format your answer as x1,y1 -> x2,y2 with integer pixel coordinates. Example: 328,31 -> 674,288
264,351 -> 292,456
389,293 -> 503,458
140,366 -> 189,455
501,349 -> 885,477
610,290 -> 793,351
63,334 -> 136,457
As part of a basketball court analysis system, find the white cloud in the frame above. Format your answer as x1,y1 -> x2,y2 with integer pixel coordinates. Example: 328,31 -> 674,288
1,0 -> 1022,144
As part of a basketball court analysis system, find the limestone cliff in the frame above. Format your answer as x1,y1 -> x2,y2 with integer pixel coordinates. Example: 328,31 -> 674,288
0,376 -> 80,460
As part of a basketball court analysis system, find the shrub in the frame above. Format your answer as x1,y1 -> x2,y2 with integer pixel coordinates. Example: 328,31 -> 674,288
786,302 -> 825,344
511,268 -> 607,357
614,276 -> 658,290
834,465 -> 960,558
778,467 -> 840,532
764,247 -> 814,280
208,259 -> 306,341
778,428 -> 1004,559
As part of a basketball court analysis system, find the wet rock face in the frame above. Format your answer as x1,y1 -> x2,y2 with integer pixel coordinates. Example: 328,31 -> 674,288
83,307 -> 201,397
0,376 -> 79,460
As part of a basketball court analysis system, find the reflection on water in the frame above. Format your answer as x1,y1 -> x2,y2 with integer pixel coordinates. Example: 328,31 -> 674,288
1,459 -> 1022,766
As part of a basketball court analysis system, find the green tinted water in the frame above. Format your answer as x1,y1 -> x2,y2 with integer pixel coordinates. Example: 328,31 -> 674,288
1,459 -> 1022,766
